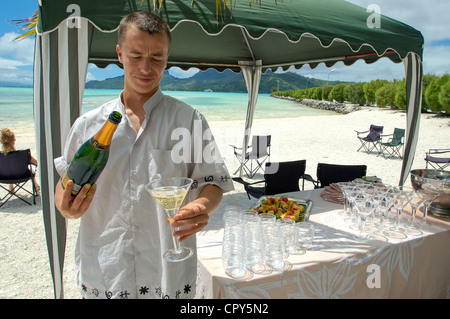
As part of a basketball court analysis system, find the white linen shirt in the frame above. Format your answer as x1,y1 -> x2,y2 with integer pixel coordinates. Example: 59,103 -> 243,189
54,88 -> 234,299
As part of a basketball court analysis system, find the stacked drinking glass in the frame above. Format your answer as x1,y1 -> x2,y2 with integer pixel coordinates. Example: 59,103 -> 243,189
221,206 -> 315,278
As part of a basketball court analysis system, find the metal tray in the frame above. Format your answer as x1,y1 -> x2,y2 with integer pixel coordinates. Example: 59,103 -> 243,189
250,195 -> 313,222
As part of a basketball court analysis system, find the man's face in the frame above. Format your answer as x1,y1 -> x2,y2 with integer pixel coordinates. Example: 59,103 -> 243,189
116,26 -> 170,98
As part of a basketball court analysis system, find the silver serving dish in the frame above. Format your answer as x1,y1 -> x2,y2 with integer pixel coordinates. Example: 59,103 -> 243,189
410,169 -> 450,219
250,195 -> 313,222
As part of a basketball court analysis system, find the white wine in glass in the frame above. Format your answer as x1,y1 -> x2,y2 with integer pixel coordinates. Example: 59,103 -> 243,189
146,177 -> 194,262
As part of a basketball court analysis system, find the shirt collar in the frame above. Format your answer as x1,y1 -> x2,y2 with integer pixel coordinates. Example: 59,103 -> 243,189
117,88 -> 164,119
143,87 -> 164,118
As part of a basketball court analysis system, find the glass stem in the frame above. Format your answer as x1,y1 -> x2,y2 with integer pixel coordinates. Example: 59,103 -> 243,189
167,209 -> 182,253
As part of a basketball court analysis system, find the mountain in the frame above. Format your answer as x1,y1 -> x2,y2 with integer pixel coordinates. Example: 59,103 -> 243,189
85,69 -> 343,93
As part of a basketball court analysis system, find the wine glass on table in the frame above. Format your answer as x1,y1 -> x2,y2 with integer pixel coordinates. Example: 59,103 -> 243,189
403,189 -> 426,236
337,182 -> 356,216
391,187 -> 413,233
145,177 -> 194,262
344,185 -> 361,224
416,189 -> 440,226
353,197 -> 376,240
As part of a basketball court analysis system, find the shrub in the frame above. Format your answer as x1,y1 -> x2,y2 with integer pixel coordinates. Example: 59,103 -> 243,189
425,74 -> 450,112
363,79 -> 389,105
439,79 -> 450,113
322,86 -> 333,101
311,86 -> 323,100
375,83 -> 396,108
422,74 -> 439,111
346,83 -> 366,105
329,83 -> 346,102
394,79 -> 407,110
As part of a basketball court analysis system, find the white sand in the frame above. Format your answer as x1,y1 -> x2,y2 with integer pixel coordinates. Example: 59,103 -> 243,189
0,105 -> 449,299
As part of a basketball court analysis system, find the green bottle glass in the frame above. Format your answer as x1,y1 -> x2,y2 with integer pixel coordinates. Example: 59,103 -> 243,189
62,111 -> 122,196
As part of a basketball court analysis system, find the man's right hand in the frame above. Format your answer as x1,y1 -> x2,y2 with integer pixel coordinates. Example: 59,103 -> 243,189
54,179 -> 96,219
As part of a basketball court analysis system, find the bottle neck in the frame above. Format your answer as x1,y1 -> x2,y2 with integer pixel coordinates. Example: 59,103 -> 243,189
92,120 -> 119,148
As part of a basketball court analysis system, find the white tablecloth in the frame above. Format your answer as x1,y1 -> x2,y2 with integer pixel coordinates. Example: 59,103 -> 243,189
196,189 -> 450,298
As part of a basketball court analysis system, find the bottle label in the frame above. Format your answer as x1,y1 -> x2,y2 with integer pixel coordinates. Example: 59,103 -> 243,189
89,137 -> 110,151
62,172 -> 82,196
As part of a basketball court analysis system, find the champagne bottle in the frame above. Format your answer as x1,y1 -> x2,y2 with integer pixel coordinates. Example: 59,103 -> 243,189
62,111 -> 122,196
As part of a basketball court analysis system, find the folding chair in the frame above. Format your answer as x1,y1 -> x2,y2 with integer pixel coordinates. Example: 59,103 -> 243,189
425,148 -> 450,170
230,135 -> 271,178
233,160 -> 306,199
355,125 -> 383,153
304,163 -> 367,189
0,149 -> 38,207
377,128 -> 405,159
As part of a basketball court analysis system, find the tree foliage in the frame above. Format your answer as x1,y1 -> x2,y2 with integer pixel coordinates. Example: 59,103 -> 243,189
329,84 -> 346,103
425,74 -> 450,112
375,83 -> 396,108
363,79 -> 389,104
272,73 -> 449,115
439,79 -> 450,113
346,83 -> 366,105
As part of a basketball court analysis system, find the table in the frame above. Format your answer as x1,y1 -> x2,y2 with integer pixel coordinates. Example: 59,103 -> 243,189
195,189 -> 450,298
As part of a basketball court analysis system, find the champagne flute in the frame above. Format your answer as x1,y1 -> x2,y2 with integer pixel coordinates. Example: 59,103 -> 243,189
146,177 -> 194,262
417,189 -> 440,225
353,197 -> 375,240
391,187 -> 413,232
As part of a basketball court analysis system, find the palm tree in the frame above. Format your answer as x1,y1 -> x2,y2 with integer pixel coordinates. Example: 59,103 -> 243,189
11,0 -> 265,41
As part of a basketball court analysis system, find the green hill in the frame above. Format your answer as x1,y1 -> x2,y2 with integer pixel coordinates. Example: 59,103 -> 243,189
85,69 -> 343,93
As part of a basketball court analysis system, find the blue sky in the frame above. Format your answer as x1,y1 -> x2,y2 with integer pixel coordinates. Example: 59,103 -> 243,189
0,0 -> 449,86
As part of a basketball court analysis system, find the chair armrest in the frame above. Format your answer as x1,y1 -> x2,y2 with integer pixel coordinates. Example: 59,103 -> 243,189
379,134 -> 393,143
247,179 -> 265,186
355,130 -> 369,138
229,144 -> 242,150
428,148 -> 450,155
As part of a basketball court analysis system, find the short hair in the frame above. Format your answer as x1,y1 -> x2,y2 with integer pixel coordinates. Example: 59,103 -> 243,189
118,11 -> 171,46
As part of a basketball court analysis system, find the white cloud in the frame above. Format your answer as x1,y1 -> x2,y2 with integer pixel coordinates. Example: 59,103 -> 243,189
0,32 -> 34,85
168,67 -> 199,79
423,45 -> 450,76
85,72 -> 96,82
0,32 -> 34,66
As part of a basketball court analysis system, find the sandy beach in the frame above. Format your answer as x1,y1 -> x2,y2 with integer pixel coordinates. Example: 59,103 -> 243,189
0,105 -> 449,299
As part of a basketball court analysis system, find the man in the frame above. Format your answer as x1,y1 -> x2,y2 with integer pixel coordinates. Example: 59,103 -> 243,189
54,11 -> 233,299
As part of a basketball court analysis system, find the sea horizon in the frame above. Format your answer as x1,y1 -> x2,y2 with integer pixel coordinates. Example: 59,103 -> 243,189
0,86 -> 337,129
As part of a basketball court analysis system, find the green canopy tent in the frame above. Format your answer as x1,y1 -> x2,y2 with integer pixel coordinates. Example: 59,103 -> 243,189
34,0 -> 424,298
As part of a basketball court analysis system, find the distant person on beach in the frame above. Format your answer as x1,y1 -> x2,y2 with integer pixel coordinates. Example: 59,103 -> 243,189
0,128 -> 40,193
53,11 -> 233,299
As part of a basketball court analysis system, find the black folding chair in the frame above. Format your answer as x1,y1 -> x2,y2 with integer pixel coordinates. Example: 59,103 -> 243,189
0,149 -> 38,207
304,163 -> 367,189
425,148 -> 450,170
233,160 -> 307,199
230,135 -> 271,178
355,124 -> 383,154
378,128 -> 405,159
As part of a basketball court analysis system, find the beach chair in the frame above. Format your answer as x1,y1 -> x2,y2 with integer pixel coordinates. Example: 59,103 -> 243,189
425,148 -> 450,170
355,124 -> 383,154
303,163 -> 367,189
0,149 -> 38,207
230,135 -> 271,178
377,128 -> 405,159
233,160 -> 306,199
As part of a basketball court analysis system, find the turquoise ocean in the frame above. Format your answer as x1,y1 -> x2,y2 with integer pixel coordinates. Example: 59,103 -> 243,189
0,87 -> 336,129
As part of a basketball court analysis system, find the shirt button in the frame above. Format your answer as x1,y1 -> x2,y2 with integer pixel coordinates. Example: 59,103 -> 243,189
132,169 -> 137,175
